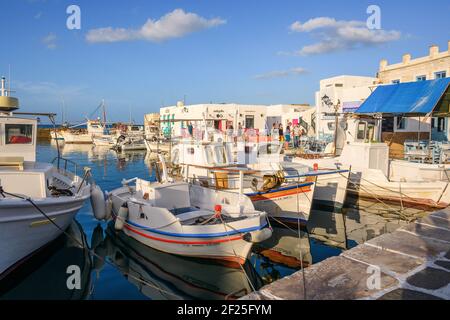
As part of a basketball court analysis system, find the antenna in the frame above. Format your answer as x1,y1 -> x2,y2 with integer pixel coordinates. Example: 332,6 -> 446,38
102,99 -> 107,126
61,97 -> 66,124
8,64 -> 11,95
129,106 -> 132,124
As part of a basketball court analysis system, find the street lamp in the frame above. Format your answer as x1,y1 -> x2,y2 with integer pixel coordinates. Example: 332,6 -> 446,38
321,95 -> 341,156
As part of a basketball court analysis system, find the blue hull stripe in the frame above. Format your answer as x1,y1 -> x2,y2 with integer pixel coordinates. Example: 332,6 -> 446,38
125,219 -> 268,238
284,169 -> 349,179
245,182 -> 313,197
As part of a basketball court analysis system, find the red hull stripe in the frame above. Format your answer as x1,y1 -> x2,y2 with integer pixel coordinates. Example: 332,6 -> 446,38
249,186 -> 311,201
124,225 -> 243,245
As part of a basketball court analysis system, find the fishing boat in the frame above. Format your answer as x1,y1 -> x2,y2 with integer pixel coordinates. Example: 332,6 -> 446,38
171,139 -> 349,224
114,135 -> 146,151
92,135 -> 115,147
98,157 -> 272,265
294,116 -> 450,210
0,77 -> 94,277
60,119 -> 106,144
144,138 -> 172,154
60,100 -> 108,144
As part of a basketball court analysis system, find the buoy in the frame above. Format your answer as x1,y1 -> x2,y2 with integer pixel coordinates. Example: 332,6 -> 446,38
214,204 -> 222,218
115,202 -> 129,231
243,228 -> 272,243
105,197 -> 113,220
313,163 -> 319,171
91,184 -> 106,220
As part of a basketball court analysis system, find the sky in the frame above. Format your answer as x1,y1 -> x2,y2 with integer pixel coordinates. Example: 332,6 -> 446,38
1,0 -> 449,123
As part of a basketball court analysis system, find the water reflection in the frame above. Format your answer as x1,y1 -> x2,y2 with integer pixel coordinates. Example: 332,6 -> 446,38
92,222 -> 263,300
1,221 -> 92,300
0,141 -> 432,300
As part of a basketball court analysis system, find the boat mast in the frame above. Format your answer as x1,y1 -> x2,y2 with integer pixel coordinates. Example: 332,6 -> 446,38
102,99 -> 107,127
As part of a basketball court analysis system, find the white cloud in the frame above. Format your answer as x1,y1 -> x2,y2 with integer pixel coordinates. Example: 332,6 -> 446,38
15,81 -> 85,97
42,33 -> 57,49
254,67 -> 307,80
86,9 -> 226,43
288,17 -> 401,55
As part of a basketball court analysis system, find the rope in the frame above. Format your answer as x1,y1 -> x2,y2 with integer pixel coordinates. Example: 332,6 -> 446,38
295,172 -> 308,300
217,214 -> 257,294
0,186 -> 183,299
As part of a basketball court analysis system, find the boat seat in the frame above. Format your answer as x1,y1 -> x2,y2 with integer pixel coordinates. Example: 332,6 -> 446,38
0,156 -> 24,171
176,210 -> 214,224
170,207 -> 200,215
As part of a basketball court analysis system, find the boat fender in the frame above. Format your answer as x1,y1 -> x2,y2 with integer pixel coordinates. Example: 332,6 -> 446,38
105,194 -> 113,221
243,228 -> 273,243
115,203 -> 129,231
91,184 -> 107,221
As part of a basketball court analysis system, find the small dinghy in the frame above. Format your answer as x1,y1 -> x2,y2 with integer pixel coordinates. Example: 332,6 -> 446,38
102,159 -> 272,265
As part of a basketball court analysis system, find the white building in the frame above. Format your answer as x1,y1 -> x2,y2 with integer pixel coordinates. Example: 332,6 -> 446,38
378,42 -> 450,141
160,102 -> 268,138
266,104 -> 313,133
159,102 -> 315,138
315,75 -> 379,139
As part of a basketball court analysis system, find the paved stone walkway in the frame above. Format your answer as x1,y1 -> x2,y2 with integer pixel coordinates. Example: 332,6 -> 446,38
242,209 -> 450,300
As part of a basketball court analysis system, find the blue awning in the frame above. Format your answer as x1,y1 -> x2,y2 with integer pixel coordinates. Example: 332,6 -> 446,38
355,78 -> 450,115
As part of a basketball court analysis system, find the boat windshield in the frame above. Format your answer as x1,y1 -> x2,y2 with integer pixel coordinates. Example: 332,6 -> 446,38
5,124 -> 33,144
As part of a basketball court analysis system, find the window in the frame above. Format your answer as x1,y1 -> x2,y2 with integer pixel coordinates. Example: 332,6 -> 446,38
396,116 -> 407,130
382,117 -> 394,132
416,75 -> 427,81
435,71 -> 447,79
5,124 -> 33,144
356,123 -> 366,140
392,79 -> 400,84
245,115 -> 254,129
214,146 -> 227,164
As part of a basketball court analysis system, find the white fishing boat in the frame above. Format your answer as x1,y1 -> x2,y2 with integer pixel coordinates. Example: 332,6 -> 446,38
144,139 -> 171,154
60,100 -> 108,144
114,135 -> 147,151
0,77 -> 94,277
294,117 -> 450,210
98,158 -> 272,265
92,135 -> 115,147
171,140 -> 349,224
60,119 -> 106,144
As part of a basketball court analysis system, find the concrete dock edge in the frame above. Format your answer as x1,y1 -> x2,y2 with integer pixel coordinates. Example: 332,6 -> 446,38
242,209 -> 450,300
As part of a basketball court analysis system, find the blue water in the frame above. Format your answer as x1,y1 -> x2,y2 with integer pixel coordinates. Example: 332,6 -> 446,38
0,141 -> 412,300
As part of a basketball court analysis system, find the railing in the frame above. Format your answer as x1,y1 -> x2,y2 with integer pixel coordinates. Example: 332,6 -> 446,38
51,156 -> 79,177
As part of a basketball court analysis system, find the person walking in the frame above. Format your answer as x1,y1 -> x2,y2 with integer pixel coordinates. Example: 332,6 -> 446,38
278,123 -> 284,144
187,121 -> 193,138
285,125 -> 291,149
293,124 -> 301,148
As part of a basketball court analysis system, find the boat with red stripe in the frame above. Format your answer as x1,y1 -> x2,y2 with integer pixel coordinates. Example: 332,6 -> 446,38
104,175 -> 272,265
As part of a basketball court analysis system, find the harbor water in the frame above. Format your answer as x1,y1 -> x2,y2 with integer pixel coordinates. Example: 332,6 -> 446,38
0,141 -> 432,300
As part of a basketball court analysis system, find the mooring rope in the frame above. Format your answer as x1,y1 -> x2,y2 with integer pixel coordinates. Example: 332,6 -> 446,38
0,186 -> 184,300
